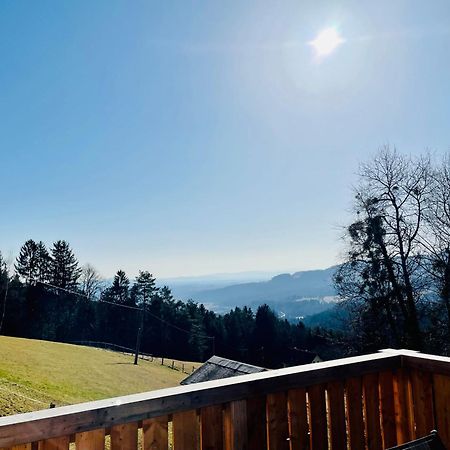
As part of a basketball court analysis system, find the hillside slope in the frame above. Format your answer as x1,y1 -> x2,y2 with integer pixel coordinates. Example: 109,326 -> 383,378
191,266 -> 338,315
0,336 -> 198,416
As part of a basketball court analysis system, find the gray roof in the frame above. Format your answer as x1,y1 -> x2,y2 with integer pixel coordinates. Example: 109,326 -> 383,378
181,356 -> 267,385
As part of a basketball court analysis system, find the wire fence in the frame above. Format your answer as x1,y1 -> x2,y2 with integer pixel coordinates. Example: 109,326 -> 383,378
70,340 -> 198,374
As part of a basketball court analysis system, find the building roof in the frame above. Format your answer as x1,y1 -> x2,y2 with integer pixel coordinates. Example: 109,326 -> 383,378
180,355 -> 267,385
292,349 -> 322,365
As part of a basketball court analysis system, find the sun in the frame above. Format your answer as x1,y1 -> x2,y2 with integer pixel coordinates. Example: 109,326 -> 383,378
309,27 -> 344,58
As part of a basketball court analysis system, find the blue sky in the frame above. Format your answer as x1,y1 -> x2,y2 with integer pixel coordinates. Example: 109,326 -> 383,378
1,1 -> 450,278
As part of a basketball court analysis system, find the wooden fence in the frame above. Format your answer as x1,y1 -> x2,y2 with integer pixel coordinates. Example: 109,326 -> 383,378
0,349 -> 449,450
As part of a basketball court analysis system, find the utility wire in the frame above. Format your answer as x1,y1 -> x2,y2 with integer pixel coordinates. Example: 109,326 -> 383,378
34,280 -> 215,340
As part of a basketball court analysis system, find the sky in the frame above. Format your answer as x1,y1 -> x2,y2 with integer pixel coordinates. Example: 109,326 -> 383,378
1,1 -> 450,278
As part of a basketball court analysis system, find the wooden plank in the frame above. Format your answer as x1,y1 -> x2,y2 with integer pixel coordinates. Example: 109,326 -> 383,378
75,429 -> 105,450
409,369 -> 434,437
247,396 -> 267,450
266,392 -> 289,450
327,381 -> 346,450
0,352 -> 403,448
224,400 -> 247,450
110,422 -> 138,450
393,368 -> 414,444
432,373 -> 450,450
378,370 -> 397,449
287,389 -> 308,450
143,416 -> 168,450
39,437 -> 69,450
200,405 -> 223,450
363,373 -> 382,450
1,446 -> 32,450
308,384 -> 327,450
345,377 -> 365,450
173,410 -> 198,450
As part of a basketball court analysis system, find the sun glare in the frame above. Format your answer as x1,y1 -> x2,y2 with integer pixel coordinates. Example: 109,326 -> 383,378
309,27 -> 344,58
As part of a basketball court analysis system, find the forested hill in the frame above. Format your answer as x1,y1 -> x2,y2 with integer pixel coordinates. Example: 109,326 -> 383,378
177,266 -> 338,313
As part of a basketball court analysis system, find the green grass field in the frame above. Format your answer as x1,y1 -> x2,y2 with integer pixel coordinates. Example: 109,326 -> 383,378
0,336 -> 200,417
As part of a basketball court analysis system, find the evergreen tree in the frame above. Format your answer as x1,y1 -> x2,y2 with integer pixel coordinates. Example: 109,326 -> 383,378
134,271 -> 157,305
15,239 -> 38,284
49,240 -> 81,289
101,270 -> 130,304
36,241 -> 51,283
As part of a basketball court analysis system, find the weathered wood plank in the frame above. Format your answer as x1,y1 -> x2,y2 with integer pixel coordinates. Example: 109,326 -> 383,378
287,389 -> 308,450
363,373 -> 382,450
200,405 -> 223,450
393,368 -> 414,444
39,437 -> 70,450
110,422 -> 138,450
173,410 -> 198,450
266,392 -> 289,450
432,373 -> 450,450
224,400 -> 247,450
143,416 -> 168,450
327,381 -> 346,450
378,370 -> 397,449
75,429 -> 105,450
409,369 -> 434,438
345,377 -> 365,450
308,384 -> 327,450
247,396 -> 267,450
0,352 -> 403,448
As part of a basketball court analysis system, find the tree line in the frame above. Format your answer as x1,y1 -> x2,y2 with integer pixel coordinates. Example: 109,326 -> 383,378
0,242 -> 335,368
335,147 -> 450,355
4,146 -> 448,366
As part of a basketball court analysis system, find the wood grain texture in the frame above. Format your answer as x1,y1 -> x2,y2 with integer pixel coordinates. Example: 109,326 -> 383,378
75,429 -> 105,450
173,410 -> 198,450
246,396 -> 267,450
363,373 -> 382,450
224,400 -> 247,450
345,377 -> 365,450
393,369 -> 414,444
308,384 -> 327,450
110,422 -> 138,450
266,392 -> 289,450
1,445 -> 32,450
378,370 -> 397,449
287,389 -> 308,450
143,416 -> 168,450
409,369 -> 434,437
200,405 -> 223,450
327,381 -> 346,450
39,437 -> 70,450
432,373 -> 450,450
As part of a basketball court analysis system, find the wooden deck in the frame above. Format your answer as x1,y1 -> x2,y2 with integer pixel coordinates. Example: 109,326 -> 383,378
0,349 -> 449,450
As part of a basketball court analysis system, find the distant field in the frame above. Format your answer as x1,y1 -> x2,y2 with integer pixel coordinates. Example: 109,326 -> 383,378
0,336 -> 200,416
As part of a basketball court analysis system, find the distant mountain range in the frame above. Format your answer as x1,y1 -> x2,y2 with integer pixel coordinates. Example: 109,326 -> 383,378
163,266 -> 340,321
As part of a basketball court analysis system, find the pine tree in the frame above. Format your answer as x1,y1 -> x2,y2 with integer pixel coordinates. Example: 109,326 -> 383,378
49,240 -> 81,289
36,241 -> 51,282
15,239 -> 38,284
134,271 -> 157,305
101,270 -> 130,304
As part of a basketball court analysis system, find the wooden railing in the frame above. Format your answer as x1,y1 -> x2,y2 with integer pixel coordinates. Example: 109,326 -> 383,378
0,349 -> 449,450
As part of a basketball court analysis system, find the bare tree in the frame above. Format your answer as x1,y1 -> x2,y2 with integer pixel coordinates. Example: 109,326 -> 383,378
80,264 -> 102,300
335,147 -> 431,350
420,154 -> 450,350
0,252 -> 13,334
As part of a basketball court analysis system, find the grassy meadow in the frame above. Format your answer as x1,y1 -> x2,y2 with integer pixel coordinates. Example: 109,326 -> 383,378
0,336 -> 200,416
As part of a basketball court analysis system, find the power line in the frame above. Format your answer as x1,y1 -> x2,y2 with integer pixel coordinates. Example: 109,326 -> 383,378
34,280 -> 215,341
